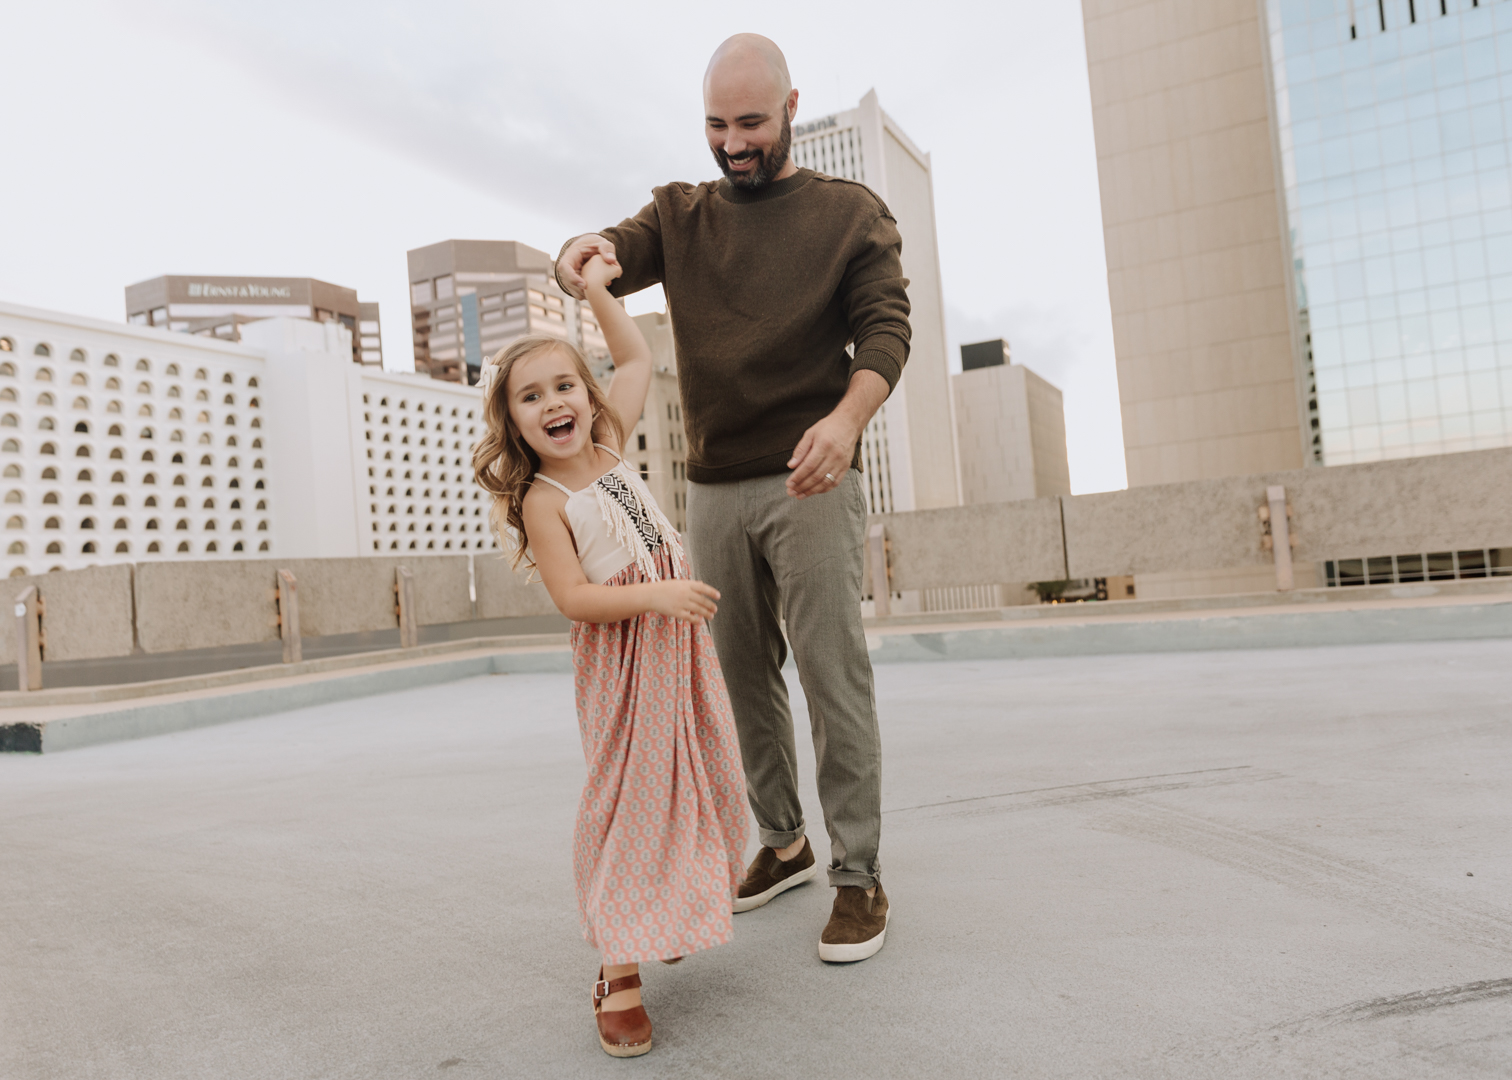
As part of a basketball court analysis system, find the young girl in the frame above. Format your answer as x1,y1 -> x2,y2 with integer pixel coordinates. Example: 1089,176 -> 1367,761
472,256 -> 748,1059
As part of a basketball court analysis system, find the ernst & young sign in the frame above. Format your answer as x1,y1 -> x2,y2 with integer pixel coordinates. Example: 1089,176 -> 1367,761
186,282 -> 296,300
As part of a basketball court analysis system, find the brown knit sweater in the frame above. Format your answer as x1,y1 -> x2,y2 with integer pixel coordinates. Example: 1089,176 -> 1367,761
563,168 -> 911,484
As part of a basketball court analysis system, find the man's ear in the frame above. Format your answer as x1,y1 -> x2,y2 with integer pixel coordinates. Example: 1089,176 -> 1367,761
786,88 -> 799,122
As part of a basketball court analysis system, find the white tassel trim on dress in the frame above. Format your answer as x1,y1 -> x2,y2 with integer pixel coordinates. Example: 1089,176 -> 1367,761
590,469 -> 685,583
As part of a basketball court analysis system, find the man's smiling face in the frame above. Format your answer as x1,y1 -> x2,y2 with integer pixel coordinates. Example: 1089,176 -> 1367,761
704,38 -> 798,191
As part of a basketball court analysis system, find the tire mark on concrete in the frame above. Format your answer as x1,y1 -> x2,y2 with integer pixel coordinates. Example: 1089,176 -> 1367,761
1130,978 -> 1512,1077
1096,800 -> 1512,955
883,766 -> 1268,817
1271,977 -> 1512,1035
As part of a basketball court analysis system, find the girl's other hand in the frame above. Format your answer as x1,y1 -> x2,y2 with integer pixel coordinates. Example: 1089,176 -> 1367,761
582,254 -> 623,291
649,580 -> 720,623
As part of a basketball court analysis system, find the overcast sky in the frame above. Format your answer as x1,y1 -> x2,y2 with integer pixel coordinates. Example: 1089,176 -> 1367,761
1,0 -> 1128,493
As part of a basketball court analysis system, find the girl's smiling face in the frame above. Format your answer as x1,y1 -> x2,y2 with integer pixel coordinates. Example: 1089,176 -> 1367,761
505,346 -> 596,463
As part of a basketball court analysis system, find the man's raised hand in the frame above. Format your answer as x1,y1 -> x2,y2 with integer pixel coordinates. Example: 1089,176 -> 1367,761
556,235 -> 619,300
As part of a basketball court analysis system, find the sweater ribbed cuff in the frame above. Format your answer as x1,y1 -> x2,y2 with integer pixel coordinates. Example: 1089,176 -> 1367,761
849,336 -> 906,391
553,233 -> 601,293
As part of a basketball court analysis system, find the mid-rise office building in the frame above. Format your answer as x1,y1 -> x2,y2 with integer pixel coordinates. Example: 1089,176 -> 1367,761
125,276 -> 383,367
406,240 -> 606,385
791,90 -> 961,513
624,312 -> 688,533
0,300 -> 492,579
358,302 -> 384,367
953,339 -> 1071,505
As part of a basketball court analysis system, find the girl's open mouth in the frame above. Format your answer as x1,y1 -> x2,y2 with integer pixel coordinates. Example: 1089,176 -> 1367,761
545,416 -> 576,444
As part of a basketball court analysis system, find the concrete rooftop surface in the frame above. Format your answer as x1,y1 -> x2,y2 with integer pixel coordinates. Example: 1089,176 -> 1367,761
2,640 -> 1510,1079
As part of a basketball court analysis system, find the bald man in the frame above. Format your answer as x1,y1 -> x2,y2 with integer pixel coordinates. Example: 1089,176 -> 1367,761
556,33 -> 908,964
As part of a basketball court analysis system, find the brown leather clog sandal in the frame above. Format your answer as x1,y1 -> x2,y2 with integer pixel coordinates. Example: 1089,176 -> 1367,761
593,967 -> 652,1058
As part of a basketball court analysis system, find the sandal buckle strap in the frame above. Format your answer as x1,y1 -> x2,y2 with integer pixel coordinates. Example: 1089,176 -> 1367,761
593,979 -> 611,1001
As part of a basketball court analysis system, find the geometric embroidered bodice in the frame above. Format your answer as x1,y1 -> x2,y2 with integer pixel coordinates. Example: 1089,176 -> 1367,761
534,444 -> 684,584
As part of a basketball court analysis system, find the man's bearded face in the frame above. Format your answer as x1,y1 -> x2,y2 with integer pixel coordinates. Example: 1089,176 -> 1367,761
713,110 -> 793,191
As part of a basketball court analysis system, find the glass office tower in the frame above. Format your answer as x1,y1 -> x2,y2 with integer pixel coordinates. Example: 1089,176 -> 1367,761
1265,0 -> 1512,466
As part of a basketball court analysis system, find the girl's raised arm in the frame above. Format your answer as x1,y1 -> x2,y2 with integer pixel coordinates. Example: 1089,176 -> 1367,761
582,257 -> 653,449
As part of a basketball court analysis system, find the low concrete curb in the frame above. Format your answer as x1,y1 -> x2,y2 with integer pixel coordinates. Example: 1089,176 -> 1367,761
1,645 -> 573,754
866,597 -> 1512,663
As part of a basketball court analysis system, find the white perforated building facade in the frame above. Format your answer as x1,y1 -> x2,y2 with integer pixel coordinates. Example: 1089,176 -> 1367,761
0,301 -> 498,578
0,306 -> 278,575
355,370 -> 495,554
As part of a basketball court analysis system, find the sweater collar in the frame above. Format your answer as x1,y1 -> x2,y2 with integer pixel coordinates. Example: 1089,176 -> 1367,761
717,167 -> 815,204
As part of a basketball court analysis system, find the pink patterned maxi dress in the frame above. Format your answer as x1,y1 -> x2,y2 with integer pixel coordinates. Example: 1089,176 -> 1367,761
536,450 -> 748,965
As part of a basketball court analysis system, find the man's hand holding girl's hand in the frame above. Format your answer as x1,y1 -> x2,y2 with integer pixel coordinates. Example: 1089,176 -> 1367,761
557,234 -> 619,300
582,254 -> 622,292
649,580 -> 720,624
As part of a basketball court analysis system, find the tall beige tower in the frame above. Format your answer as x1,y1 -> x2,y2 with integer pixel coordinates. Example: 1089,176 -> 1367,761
791,90 -> 960,513
1081,0 -> 1306,488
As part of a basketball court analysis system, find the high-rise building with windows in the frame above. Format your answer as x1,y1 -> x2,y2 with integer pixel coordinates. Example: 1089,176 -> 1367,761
124,276 -> 382,367
1082,0 -> 1512,595
1084,0 -> 1512,482
406,240 -> 606,385
1266,0 -> 1512,466
791,90 -> 961,513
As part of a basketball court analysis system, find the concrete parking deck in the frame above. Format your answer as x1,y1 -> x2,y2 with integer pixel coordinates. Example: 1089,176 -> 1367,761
2,639 -> 1510,1078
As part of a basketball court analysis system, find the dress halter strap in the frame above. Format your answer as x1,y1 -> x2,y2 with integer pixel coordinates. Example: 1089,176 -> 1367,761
534,445 -> 625,496
533,473 -> 575,496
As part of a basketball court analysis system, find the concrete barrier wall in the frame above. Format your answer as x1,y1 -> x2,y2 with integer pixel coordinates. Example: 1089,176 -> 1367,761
1062,479 -> 1268,578
473,552 -> 559,620
864,498 -> 1067,592
865,445 -> 1512,586
133,561 -> 281,654
1286,449 -> 1512,561
132,556 -> 478,654
1,564 -> 135,664
1060,447 -> 1512,578
8,446 -> 1512,667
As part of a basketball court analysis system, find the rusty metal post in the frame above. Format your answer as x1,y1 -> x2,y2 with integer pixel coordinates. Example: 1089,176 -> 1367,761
277,569 -> 301,664
13,585 -> 42,692
867,523 -> 891,619
1266,484 -> 1294,591
395,566 -> 418,649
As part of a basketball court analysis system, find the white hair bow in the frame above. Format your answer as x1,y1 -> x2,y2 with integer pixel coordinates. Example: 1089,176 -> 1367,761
478,362 -> 501,397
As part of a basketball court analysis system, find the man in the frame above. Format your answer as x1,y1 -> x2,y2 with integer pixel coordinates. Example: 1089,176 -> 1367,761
555,33 -> 908,963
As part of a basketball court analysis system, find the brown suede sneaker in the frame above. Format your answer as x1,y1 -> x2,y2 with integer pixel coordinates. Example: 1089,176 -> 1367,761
732,837 -> 818,913
818,883 -> 890,963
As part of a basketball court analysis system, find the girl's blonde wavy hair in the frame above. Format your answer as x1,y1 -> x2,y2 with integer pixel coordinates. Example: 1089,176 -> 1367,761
472,335 -> 624,570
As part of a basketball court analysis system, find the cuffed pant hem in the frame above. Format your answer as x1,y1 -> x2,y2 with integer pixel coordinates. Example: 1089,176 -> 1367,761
758,825 -> 805,850
827,868 -> 880,889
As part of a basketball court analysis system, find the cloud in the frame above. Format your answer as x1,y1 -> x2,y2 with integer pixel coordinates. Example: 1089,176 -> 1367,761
132,0 -> 715,228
